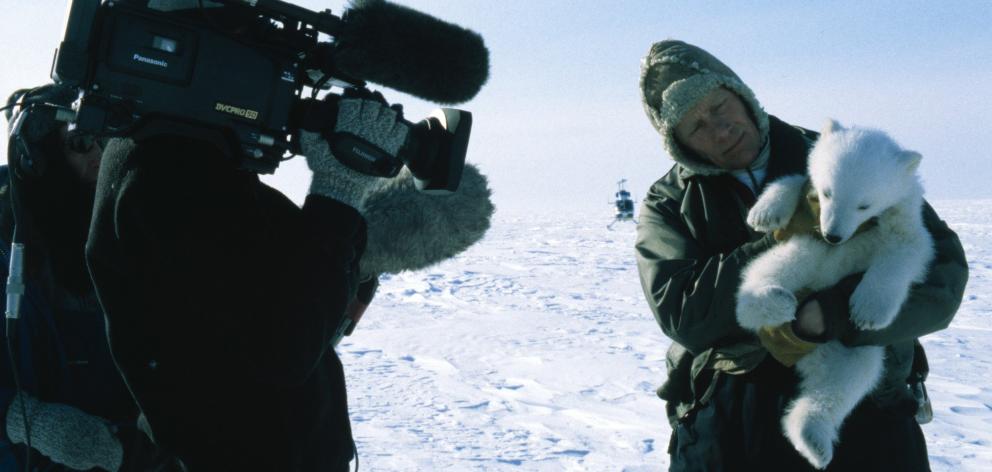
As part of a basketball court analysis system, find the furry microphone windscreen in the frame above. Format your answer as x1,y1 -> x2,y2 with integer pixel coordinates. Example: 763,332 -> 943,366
332,0 -> 490,105
359,163 -> 494,277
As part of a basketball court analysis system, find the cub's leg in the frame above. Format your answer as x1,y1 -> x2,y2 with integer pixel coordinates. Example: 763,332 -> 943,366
784,342 -> 885,469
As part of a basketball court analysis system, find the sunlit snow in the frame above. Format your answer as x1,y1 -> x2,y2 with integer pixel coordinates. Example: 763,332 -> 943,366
340,200 -> 992,471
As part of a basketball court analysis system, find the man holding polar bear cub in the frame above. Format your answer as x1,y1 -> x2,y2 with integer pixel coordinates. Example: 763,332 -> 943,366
635,39 -> 967,471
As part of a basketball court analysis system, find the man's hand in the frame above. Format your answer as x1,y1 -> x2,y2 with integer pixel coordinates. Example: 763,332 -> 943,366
756,322 -> 818,368
5,392 -> 123,471
301,94 -> 410,212
756,299 -> 826,367
793,298 -> 826,338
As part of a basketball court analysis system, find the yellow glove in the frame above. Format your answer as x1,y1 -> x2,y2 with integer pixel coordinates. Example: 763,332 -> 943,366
756,322 -> 819,367
773,186 -> 820,242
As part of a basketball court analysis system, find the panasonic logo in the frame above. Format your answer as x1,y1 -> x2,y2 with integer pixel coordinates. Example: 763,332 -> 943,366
133,53 -> 168,68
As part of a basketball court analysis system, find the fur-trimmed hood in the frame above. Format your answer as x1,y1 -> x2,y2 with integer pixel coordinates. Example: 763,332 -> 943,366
639,40 -> 769,176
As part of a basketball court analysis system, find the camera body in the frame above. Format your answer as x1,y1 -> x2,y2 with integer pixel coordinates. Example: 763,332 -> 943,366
54,0 -> 308,173
51,0 -> 472,188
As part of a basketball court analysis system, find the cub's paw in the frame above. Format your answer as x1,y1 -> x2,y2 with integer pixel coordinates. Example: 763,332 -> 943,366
747,196 -> 794,232
736,286 -> 797,330
849,286 -> 901,330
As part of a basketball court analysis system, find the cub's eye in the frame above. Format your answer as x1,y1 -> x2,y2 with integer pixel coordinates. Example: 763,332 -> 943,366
858,204 -> 870,211
822,189 -> 832,200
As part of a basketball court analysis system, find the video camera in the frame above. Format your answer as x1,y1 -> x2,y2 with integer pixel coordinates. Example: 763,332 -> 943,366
49,0 -> 489,192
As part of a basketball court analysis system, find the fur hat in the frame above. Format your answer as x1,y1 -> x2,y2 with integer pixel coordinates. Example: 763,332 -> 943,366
639,40 -> 769,175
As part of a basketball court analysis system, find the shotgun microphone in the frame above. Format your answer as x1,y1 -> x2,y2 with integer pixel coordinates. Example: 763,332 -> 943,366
326,0 -> 489,105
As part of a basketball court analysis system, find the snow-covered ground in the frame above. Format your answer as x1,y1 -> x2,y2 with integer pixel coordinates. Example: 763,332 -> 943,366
916,201 -> 992,471
339,200 -> 992,471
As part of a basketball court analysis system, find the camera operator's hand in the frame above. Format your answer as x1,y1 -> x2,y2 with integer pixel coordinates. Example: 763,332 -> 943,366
301,93 -> 410,212
5,392 -> 123,471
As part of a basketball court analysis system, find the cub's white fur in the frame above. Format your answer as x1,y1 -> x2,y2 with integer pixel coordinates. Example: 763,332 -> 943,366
736,120 -> 934,469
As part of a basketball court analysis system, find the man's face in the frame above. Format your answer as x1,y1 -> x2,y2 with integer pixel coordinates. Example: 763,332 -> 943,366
674,88 -> 761,170
60,126 -> 103,185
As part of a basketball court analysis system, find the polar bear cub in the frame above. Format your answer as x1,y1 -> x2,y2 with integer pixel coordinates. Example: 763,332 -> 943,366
736,120 -> 934,469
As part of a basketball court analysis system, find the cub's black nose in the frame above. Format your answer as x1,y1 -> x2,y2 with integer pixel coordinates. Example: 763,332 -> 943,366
824,234 -> 842,244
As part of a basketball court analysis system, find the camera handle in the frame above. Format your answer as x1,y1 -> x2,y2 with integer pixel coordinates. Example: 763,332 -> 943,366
292,97 -> 403,177
292,97 -> 471,194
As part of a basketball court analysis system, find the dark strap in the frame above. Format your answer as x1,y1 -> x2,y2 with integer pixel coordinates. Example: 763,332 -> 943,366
909,339 -> 929,383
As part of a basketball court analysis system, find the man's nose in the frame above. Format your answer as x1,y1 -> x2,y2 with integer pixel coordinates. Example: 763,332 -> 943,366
713,118 -> 734,140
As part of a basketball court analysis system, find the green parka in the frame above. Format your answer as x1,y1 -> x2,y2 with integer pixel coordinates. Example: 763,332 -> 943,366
636,115 -> 968,424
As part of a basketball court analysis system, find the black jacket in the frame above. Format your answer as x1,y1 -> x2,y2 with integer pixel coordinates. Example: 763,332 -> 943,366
85,136 -> 366,471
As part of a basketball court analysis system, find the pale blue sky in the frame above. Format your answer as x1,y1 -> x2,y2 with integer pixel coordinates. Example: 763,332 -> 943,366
2,1 -> 990,212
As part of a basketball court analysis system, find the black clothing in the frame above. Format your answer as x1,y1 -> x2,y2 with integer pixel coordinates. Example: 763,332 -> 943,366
85,136 -> 366,470
668,359 -> 930,472
0,162 -> 176,470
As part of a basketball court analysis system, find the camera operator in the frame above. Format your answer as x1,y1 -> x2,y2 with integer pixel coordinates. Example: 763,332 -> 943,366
84,97 -> 381,470
86,6 -> 497,459
1,84 -> 177,471
87,83 -> 494,470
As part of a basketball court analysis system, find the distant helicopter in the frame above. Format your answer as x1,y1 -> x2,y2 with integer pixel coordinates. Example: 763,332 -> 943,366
608,179 -> 637,229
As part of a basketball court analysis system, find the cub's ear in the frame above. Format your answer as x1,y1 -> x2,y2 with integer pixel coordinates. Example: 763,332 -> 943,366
821,119 -> 844,135
902,150 -> 922,173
